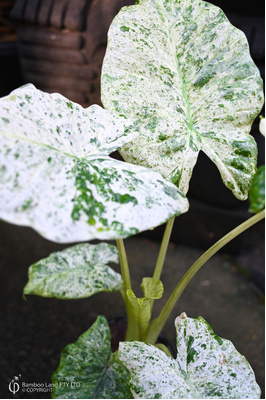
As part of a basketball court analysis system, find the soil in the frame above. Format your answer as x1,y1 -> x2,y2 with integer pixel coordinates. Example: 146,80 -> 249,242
0,219 -> 264,399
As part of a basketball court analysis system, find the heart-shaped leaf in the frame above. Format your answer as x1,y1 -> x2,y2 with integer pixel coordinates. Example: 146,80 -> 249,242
118,312 -> 261,398
0,85 -> 188,243
24,242 -> 122,299
101,0 -> 264,200
52,316 -> 133,399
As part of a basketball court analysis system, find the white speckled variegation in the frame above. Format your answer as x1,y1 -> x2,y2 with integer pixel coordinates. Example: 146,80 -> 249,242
0,85 -> 188,243
101,0 -> 264,200
24,243 -> 122,299
118,312 -> 261,398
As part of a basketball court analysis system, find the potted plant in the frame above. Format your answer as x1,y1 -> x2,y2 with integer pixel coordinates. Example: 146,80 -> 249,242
9,0 -> 265,251
0,0 -> 264,398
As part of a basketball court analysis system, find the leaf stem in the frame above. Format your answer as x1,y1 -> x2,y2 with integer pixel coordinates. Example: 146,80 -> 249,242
149,217 -> 175,315
117,239 -> 131,291
153,217 -> 175,281
116,239 -> 139,340
145,209 -> 265,344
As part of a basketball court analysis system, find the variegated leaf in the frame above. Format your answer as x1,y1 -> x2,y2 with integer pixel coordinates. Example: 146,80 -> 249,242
52,316 -> 133,399
24,243 -> 122,299
101,0 -> 264,200
248,165 -> 265,213
118,313 -> 260,398
0,85 -> 188,243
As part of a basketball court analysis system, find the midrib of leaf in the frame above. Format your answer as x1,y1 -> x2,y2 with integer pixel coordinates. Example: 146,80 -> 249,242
157,1 -> 252,196
91,358 -> 111,398
4,103 -> 81,157
158,0 -> 195,142
1,131 -> 82,160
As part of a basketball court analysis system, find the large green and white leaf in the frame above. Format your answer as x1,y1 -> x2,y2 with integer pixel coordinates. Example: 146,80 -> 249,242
174,313 -> 260,398
24,243 -> 122,299
119,312 -> 260,398
52,316 -> 133,399
0,84 -> 188,243
101,0 -> 264,200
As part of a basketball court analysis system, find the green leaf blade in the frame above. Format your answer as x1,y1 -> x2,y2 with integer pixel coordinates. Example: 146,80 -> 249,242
101,0 -> 264,200
0,84 -> 138,156
118,313 -> 261,398
248,165 -> 265,213
140,277 -> 164,299
119,341 -> 193,398
52,316 -> 133,399
24,243 -> 122,299
0,85 -> 189,243
175,313 -> 261,399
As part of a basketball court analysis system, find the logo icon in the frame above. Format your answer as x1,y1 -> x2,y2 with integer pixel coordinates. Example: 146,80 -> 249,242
9,375 -> 21,394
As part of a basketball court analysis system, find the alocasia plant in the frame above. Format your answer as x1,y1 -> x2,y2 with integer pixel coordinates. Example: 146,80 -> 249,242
0,0 -> 264,398
101,0 -> 263,199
